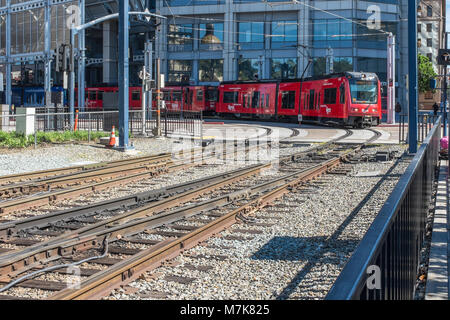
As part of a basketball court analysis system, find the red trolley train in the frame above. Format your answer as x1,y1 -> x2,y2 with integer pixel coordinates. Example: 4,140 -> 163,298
216,72 -> 381,128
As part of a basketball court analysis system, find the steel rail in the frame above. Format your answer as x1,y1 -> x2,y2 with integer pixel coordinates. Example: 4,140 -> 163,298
0,153 -> 172,186
0,163 -> 271,242
50,157 -> 343,300
0,156 -> 173,199
0,157 -> 336,287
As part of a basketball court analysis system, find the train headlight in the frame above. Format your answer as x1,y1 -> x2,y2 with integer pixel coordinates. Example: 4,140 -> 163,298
352,108 -> 359,112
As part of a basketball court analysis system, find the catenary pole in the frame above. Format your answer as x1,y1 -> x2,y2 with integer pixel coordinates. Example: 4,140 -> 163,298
408,0 -> 418,153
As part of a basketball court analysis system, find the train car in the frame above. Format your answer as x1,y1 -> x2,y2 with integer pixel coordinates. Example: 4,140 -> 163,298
157,85 -> 218,113
75,86 -> 143,111
216,72 -> 382,128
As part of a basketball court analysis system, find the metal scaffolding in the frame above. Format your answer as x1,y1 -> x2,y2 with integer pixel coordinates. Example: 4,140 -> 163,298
0,0 -> 154,110
0,0 -> 76,107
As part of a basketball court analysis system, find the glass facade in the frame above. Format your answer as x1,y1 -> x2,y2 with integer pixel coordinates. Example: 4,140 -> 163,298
238,22 -> 264,50
168,24 -> 194,52
313,57 -> 353,76
357,57 -> 387,82
271,21 -> 297,49
199,59 -> 224,82
355,20 -> 397,50
238,58 -> 260,81
313,19 -> 353,48
168,60 -> 193,83
271,58 -> 298,79
199,23 -> 224,51
165,0 -> 225,6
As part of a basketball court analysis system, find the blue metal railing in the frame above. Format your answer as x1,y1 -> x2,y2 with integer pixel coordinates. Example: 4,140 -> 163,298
399,113 -> 441,144
326,116 -> 442,300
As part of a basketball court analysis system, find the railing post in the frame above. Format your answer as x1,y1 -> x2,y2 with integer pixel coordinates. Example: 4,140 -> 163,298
88,112 -> 91,143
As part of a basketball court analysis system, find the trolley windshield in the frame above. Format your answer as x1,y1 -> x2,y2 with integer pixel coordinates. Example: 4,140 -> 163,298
349,79 -> 378,104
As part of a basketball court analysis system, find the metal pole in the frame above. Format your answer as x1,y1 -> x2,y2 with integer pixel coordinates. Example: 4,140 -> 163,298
141,65 -> 147,135
78,0 -> 86,113
408,0 -> 418,154
387,33 -> 396,125
44,0 -> 52,110
5,0 -> 11,109
444,65 -> 448,136
69,26 -> 76,130
156,58 -> 161,137
445,32 -> 449,138
148,42 -> 153,121
118,0 -> 130,149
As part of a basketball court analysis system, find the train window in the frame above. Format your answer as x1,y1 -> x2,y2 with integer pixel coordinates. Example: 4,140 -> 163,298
163,91 -> 171,101
98,91 -> 104,101
309,90 -> 315,110
260,94 -> 264,109
317,93 -> 321,109
189,90 -> 194,104
281,91 -> 296,110
266,94 -> 270,109
173,91 -> 182,101
340,84 -> 346,104
252,92 -> 260,108
132,91 -> 140,101
223,91 -> 238,104
197,90 -> 204,102
206,89 -> 218,102
324,88 -> 337,104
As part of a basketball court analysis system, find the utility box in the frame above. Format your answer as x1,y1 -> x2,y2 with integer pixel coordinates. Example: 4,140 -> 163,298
16,107 -> 35,135
0,105 -> 10,132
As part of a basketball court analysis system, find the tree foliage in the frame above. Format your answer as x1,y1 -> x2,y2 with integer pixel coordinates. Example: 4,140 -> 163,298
418,54 -> 437,93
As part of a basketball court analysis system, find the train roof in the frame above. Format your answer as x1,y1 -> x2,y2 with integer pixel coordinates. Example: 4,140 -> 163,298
220,72 -> 379,85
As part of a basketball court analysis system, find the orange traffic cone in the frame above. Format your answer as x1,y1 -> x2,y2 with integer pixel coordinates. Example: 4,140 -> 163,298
108,126 -> 116,148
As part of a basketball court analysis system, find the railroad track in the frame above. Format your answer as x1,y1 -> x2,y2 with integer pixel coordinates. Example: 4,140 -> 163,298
0,143 -> 260,216
0,128 -> 388,300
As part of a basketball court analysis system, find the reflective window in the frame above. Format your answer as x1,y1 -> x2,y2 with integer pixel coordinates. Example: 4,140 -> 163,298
197,90 -> 204,102
173,91 -> 182,101
271,58 -> 298,79
223,91 -> 239,103
199,23 -> 224,51
281,91 -> 296,109
168,24 -> 193,51
313,57 -> 353,76
349,80 -> 378,104
132,91 -> 140,101
271,21 -> 297,49
168,60 -> 193,83
199,59 -> 224,82
238,22 -> 264,50
238,58 -> 260,81
165,0 -> 225,5
252,92 -> 260,108
324,88 -> 337,104
313,19 -> 353,48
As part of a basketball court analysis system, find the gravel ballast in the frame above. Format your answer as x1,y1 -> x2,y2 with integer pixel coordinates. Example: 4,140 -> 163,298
105,144 -> 411,300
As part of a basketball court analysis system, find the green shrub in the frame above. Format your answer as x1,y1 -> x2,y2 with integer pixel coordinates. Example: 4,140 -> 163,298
0,130 -> 111,148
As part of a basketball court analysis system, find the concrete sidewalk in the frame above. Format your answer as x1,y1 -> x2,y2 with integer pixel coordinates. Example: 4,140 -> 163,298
425,161 -> 449,300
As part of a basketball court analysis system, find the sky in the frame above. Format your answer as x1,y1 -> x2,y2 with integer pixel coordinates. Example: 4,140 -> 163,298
447,1 -> 450,47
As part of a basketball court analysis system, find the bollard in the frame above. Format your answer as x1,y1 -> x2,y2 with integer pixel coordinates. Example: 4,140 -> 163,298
74,110 -> 79,132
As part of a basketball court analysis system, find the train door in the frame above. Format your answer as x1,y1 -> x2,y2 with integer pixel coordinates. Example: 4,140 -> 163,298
195,88 -> 204,112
